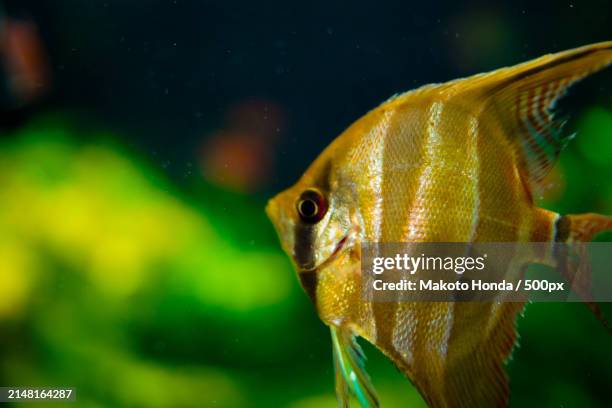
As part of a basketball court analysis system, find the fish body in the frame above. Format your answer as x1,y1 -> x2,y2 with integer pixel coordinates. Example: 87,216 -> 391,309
266,42 -> 612,407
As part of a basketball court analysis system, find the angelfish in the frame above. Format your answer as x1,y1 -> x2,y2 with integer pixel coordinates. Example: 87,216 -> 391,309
266,42 -> 612,407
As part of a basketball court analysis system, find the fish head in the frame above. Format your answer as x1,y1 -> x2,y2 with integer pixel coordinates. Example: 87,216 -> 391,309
266,108 -> 393,323
266,159 -> 355,268
266,143 -> 362,306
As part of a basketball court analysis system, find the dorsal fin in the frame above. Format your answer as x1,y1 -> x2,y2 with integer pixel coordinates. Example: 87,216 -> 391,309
452,41 -> 612,194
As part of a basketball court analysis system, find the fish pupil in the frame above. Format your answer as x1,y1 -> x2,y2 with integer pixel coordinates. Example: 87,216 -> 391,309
299,199 -> 318,218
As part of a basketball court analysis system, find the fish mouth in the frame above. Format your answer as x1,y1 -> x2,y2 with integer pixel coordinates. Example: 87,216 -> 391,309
299,233 -> 350,273
297,234 -> 350,302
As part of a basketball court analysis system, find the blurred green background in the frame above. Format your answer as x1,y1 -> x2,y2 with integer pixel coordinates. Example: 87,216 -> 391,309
0,1 -> 611,407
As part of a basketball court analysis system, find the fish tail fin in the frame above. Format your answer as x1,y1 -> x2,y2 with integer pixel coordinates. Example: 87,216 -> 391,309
557,213 -> 612,333
561,213 -> 612,243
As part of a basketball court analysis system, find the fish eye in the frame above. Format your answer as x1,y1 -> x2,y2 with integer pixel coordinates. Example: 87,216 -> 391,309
296,189 -> 327,223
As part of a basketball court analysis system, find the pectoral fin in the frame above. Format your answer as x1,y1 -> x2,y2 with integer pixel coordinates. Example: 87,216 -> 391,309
331,326 -> 379,408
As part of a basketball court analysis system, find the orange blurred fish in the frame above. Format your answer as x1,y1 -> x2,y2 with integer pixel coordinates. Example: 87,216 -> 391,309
266,42 -> 612,407
1,18 -> 50,104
